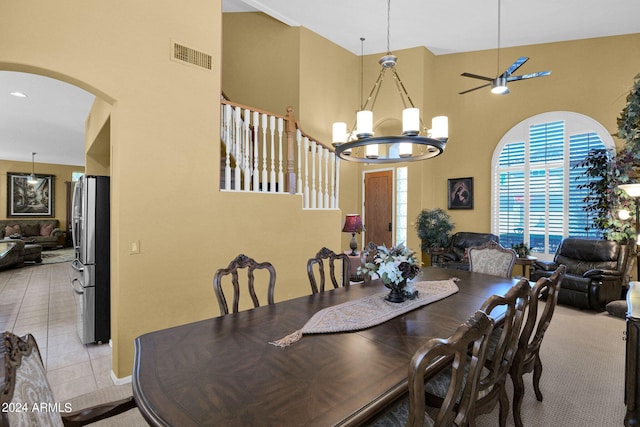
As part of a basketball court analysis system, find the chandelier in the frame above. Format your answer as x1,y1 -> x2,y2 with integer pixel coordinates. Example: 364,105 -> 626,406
332,0 -> 448,164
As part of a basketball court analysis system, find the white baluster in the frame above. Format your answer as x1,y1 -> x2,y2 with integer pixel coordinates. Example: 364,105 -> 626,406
269,116 -> 276,192
335,157 -> 340,209
223,104 -> 232,190
260,113 -> 267,191
323,148 -> 329,208
316,143 -> 323,209
243,109 -> 251,191
296,130 -> 303,196
252,111 -> 259,191
303,133 -> 309,208
310,139 -> 317,209
330,152 -> 336,208
234,107 -> 242,191
278,118 -> 284,193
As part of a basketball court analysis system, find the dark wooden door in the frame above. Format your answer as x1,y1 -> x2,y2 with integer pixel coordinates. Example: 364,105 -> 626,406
364,170 -> 393,247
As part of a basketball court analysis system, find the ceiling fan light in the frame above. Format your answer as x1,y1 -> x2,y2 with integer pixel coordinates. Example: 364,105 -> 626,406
491,77 -> 508,94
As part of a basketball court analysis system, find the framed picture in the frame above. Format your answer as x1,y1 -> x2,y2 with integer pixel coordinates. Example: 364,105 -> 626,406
448,177 -> 473,210
7,173 -> 55,217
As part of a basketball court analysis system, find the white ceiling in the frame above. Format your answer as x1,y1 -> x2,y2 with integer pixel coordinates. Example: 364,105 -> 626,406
2,0 -> 639,167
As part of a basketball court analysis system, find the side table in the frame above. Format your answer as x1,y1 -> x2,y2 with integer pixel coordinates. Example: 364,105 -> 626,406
514,256 -> 537,279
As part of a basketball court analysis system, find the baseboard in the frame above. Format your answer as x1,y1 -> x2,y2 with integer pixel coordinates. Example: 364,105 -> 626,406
111,370 -> 132,385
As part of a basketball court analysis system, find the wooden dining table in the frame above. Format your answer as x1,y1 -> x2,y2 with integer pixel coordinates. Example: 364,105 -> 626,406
132,267 -> 518,426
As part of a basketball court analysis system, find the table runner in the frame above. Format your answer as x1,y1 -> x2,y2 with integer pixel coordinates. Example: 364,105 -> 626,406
270,278 -> 459,348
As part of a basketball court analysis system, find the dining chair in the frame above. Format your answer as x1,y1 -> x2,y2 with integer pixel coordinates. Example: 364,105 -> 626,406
468,240 -> 517,278
1,331 -> 145,427
370,310 -> 495,427
425,278 -> 531,427
307,247 -> 351,294
510,264 -> 566,427
213,253 -> 276,316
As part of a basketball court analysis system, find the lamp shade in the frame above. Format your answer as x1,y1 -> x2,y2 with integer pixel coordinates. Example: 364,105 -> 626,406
620,183 -> 640,198
431,116 -> 448,140
342,214 -> 363,233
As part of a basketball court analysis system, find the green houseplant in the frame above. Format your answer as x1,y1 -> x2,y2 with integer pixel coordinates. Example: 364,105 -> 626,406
415,208 -> 454,253
576,73 -> 640,243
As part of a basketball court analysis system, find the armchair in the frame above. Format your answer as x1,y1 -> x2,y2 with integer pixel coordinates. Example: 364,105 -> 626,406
433,232 -> 500,271
530,238 -> 631,311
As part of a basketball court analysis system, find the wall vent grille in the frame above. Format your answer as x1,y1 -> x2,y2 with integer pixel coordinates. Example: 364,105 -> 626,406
172,41 -> 212,70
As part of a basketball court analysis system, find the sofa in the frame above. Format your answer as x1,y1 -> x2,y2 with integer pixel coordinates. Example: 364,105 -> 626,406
0,219 -> 63,249
531,237 -> 631,311
433,231 -> 500,271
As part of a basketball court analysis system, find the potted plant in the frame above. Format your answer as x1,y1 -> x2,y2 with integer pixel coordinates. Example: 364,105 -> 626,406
415,208 -> 454,253
511,242 -> 530,258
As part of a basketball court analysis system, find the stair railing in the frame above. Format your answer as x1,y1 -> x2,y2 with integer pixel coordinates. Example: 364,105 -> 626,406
220,99 -> 339,209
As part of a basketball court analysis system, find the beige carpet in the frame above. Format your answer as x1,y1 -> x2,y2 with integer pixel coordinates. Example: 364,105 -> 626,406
40,247 -> 75,264
475,303 -> 626,427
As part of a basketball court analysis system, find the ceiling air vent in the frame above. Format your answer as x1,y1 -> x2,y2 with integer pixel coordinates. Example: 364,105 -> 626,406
171,40 -> 212,71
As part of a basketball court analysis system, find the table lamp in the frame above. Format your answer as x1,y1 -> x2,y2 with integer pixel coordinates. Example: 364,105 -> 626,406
620,182 -> 640,280
342,214 -> 364,256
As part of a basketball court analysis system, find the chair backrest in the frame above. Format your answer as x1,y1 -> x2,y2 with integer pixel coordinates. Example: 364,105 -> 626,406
515,264 -> 566,367
478,278 -> 531,395
408,311 -> 495,427
469,240 -> 517,278
213,254 -> 276,316
307,247 -> 351,294
1,332 -> 64,427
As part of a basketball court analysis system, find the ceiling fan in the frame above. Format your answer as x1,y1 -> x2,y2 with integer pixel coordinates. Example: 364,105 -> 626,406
459,56 -> 551,95
459,0 -> 551,95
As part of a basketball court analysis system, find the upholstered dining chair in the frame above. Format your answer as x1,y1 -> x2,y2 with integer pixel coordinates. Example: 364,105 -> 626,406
425,278 -> 531,427
371,310 -> 495,427
213,253 -> 276,316
510,264 -> 566,427
307,247 -> 351,294
1,332 -> 145,427
468,240 -> 517,278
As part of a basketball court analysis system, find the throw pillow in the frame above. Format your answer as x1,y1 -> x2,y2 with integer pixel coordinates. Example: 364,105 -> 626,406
40,223 -> 54,237
23,223 -> 40,237
5,224 -> 21,237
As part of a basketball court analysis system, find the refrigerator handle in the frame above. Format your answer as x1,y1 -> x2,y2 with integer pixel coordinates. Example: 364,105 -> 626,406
71,277 -> 85,295
71,259 -> 84,272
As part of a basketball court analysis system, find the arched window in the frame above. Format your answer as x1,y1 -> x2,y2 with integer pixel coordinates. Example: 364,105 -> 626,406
491,112 -> 615,259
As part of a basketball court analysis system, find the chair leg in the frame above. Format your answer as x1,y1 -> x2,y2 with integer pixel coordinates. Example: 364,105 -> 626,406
498,387 -> 510,427
533,353 -> 544,401
510,370 -> 526,427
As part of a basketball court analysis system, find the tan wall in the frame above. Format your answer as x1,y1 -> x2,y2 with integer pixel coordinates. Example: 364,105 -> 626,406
0,1 -> 342,378
426,34 -> 640,233
0,160 -> 82,229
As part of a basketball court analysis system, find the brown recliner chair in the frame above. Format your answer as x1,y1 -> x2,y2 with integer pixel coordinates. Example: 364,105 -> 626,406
530,238 -> 631,311
433,232 -> 500,271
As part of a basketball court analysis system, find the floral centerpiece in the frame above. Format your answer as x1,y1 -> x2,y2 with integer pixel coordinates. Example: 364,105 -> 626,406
358,243 -> 422,302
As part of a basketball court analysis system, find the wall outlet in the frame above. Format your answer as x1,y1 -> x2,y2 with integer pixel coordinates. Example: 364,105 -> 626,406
130,240 -> 140,254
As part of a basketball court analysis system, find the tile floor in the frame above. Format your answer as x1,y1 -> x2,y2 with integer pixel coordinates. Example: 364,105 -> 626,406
0,259 -> 115,402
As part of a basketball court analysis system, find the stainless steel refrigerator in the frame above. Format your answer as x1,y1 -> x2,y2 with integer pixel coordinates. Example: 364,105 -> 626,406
70,175 -> 110,344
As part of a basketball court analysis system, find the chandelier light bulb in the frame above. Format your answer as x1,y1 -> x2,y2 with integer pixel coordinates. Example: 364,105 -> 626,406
356,110 -> 373,138
402,108 -> 420,136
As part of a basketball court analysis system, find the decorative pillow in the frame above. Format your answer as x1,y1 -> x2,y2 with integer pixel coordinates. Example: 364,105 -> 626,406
23,223 -> 41,237
5,224 -> 21,237
40,223 -> 54,236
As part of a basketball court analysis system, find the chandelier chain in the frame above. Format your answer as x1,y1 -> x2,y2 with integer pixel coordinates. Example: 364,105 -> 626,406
386,0 -> 391,54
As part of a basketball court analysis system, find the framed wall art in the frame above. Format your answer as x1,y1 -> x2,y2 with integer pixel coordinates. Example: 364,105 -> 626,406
448,177 -> 473,210
7,173 -> 55,217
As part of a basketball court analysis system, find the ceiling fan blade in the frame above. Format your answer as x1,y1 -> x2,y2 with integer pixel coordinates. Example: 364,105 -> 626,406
459,83 -> 491,95
461,72 -> 493,82
507,70 -> 552,82
502,56 -> 529,77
